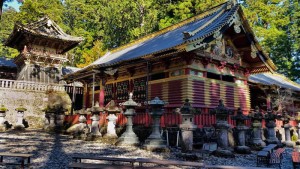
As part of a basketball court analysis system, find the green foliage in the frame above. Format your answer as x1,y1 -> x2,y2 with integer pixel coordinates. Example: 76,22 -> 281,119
241,0 -> 300,81
0,8 -> 19,58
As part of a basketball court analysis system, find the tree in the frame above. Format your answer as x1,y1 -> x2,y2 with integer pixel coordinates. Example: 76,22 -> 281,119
158,0 -> 226,29
0,7 -> 19,58
241,0 -> 300,82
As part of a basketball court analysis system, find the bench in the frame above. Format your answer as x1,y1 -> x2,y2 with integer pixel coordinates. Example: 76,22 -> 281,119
205,165 -> 275,169
269,148 -> 285,169
0,152 -> 34,169
70,155 -> 204,169
292,151 -> 300,169
136,158 -> 204,168
257,150 -> 269,167
266,144 -> 277,150
72,155 -> 136,168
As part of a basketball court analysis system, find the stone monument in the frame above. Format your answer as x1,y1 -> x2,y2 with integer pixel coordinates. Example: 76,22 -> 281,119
210,100 -> 234,157
144,97 -> 168,151
74,109 -> 90,140
90,102 -> 103,138
179,99 -> 197,152
281,111 -> 295,147
116,93 -> 139,146
14,106 -> 28,130
249,106 -> 266,147
231,108 -> 251,154
104,100 -> 121,138
296,112 -> 300,144
264,108 -> 280,144
0,105 -> 11,131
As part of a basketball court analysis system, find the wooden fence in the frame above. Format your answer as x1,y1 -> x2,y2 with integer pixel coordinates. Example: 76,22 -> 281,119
64,112 -> 297,128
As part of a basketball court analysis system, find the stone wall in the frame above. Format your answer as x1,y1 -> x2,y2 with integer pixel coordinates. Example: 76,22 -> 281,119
0,88 -> 71,128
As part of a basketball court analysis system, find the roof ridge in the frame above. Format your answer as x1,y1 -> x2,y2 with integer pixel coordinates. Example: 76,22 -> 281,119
109,1 -> 230,54
272,72 -> 300,88
183,4 -> 228,39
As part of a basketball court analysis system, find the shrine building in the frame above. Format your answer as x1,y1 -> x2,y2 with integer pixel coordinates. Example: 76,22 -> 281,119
0,17 -> 84,127
64,1 -> 279,117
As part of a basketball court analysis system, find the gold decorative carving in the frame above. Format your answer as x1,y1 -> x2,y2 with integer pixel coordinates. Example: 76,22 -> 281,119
251,44 -> 257,58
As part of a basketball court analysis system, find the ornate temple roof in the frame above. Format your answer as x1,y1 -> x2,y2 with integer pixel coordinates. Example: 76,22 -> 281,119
62,66 -> 81,75
65,1 -> 276,79
249,73 -> 300,92
5,17 -> 84,53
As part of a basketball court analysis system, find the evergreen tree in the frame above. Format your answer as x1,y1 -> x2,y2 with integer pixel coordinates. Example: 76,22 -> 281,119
241,0 -> 300,81
0,7 -> 19,58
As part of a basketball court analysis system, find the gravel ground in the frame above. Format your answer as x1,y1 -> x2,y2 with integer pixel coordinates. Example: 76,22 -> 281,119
0,129 -> 296,169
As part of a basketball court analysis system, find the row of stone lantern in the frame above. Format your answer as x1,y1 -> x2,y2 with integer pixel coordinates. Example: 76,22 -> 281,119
69,95 -> 299,153
0,105 -> 28,131
70,93 -> 169,151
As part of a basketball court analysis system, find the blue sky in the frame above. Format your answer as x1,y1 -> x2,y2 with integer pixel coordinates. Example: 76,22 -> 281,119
4,0 -> 21,11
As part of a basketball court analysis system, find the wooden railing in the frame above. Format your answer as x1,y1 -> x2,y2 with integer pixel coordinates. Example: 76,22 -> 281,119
0,79 -> 65,92
65,112 -> 298,129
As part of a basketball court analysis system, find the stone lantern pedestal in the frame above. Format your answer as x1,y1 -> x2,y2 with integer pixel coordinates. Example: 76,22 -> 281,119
117,93 -> 139,146
264,109 -> 280,145
14,106 -> 27,130
249,106 -> 266,147
266,121 -> 279,144
231,108 -> 251,154
252,122 -> 266,146
0,106 -> 9,131
281,112 -> 294,147
210,100 -> 233,157
104,100 -> 121,138
179,99 -> 197,152
144,97 -> 168,151
74,112 -> 90,140
283,123 -> 294,147
90,102 -> 103,138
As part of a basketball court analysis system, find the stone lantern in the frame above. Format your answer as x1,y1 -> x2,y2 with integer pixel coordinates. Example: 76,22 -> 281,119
90,102 -> 103,138
264,108 -> 280,144
0,105 -> 9,131
104,100 -> 121,138
249,106 -> 266,147
117,93 -> 139,146
210,100 -> 233,157
281,111 -> 295,147
144,97 -> 168,151
14,106 -> 27,130
295,112 -> 300,144
231,108 -> 251,154
179,99 -> 197,152
74,109 -> 90,140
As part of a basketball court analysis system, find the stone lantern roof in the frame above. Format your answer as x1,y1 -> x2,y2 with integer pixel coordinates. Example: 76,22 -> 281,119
105,100 -> 121,114
180,99 -> 195,114
210,100 -> 232,115
123,93 -> 138,107
90,102 -> 104,114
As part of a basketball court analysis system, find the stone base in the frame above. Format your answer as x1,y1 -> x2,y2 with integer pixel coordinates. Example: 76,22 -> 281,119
14,125 -> 25,131
116,136 -> 139,146
266,138 -> 280,145
213,149 -> 234,158
284,141 -> 295,147
235,146 -> 251,154
143,138 -> 169,152
88,135 -> 102,141
104,133 -> 118,139
252,139 -> 266,147
175,153 -> 200,161
0,126 -> 6,132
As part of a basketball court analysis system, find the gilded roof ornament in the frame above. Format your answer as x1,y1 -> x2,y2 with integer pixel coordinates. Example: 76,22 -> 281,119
251,44 -> 257,58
